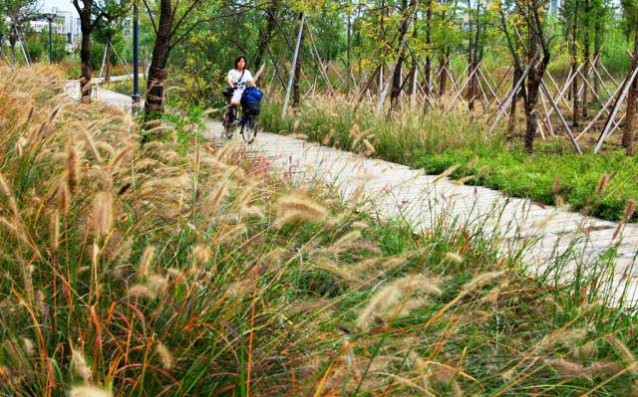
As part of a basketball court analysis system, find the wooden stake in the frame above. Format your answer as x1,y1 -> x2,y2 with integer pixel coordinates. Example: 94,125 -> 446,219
282,12 -> 305,118
540,81 -> 583,154
594,65 -> 638,152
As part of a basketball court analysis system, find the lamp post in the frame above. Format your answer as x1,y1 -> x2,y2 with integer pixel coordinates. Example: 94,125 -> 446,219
131,0 -> 140,112
43,12 -> 57,64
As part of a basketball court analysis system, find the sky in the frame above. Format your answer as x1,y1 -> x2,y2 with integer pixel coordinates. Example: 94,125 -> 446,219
39,0 -> 76,13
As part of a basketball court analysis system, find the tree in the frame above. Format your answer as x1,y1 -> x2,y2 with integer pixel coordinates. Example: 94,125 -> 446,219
501,0 -> 551,153
93,0 -> 130,83
621,0 -> 638,154
2,0 -> 38,63
142,0 -> 240,118
73,0 -> 107,103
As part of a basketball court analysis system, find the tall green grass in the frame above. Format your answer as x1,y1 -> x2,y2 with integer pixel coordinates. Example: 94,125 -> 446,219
1,66 -> 637,396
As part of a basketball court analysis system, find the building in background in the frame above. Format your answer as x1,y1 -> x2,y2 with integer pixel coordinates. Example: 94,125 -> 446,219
30,10 -> 81,51
549,0 -> 562,14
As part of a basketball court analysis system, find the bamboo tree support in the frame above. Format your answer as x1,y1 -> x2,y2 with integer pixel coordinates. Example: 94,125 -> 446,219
540,91 -> 555,136
577,68 -> 611,112
483,66 -> 513,112
282,12 -> 305,118
305,20 -> 335,96
98,44 -> 109,79
599,60 -> 619,87
354,64 -> 382,112
540,82 -> 583,154
486,62 -> 532,134
591,61 -> 614,98
576,79 -> 625,140
479,67 -> 500,104
594,65 -> 638,152
545,70 -> 572,110
450,60 -> 483,105
111,44 -> 133,78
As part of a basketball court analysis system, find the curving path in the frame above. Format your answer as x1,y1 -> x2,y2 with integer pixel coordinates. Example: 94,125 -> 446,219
68,81 -> 638,308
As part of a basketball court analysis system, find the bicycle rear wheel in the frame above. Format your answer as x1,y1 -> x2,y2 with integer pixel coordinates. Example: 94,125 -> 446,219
241,116 -> 257,144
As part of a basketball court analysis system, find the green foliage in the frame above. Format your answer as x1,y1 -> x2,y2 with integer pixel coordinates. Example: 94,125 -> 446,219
260,97 -> 638,222
25,31 -> 66,62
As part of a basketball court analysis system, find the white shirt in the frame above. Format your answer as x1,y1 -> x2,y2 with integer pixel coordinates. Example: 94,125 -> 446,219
227,69 -> 253,91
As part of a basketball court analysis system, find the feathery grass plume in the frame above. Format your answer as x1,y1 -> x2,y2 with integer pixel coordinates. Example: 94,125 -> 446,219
275,194 -> 327,226
553,177 -> 561,194
357,275 -> 442,330
193,245 -> 213,266
67,144 -> 79,194
545,359 -> 587,378
454,175 -> 474,185
217,224 -> 247,244
16,137 -> 27,157
314,261 -> 357,283
69,384 -> 112,397
108,144 -> 134,172
605,334 -> 638,374
155,341 -> 174,369
49,210 -> 60,250
445,252 -> 464,264
551,327 -> 592,349
362,139 -> 376,155
128,284 -> 157,299
58,180 -> 70,214
92,192 -> 113,238
138,246 -> 155,281
595,174 -> 610,196
148,274 -> 169,296
81,130 -> 102,163
71,347 -> 92,382
200,181 -> 228,218
0,172 -> 19,218
21,338 -> 34,356
432,164 -> 460,183
460,271 -> 507,296
333,230 -> 362,248
545,358 -> 623,379
351,221 -> 369,230
624,199 -> 636,221
533,212 -> 556,230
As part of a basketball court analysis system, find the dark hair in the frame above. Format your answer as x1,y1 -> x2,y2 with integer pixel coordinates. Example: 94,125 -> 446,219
234,56 -> 248,70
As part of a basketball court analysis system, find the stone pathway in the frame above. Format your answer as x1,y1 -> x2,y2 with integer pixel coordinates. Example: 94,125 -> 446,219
68,81 -> 638,307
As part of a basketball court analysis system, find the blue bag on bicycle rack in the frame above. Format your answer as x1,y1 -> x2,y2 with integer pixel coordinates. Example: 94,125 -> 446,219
241,87 -> 264,115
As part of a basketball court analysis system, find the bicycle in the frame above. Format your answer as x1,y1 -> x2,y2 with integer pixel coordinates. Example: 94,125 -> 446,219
222,103 -> 258,144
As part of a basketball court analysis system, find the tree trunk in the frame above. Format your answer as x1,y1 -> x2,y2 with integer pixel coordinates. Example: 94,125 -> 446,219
105,38 -> 112,84
593,10 -> 603,97
439,48 -> 449,96
390,0 -> 410,112
145,0 -> 173,118
254,0 -> 279,69
79,19 -> 92,103
292,13 -> 304,112
424,0 -> 432,98
507,66 -> 523,140
347,14 -> 352,79
622,33 -> 638,155
524,34 -> 550,154
582,30 -> 590,119
390,56 -> 404,111
570,0 -> 579,127
581,0 -> 590,119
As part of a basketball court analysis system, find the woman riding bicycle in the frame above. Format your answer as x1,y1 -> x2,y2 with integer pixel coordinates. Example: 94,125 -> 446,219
226,56 -> 254,124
